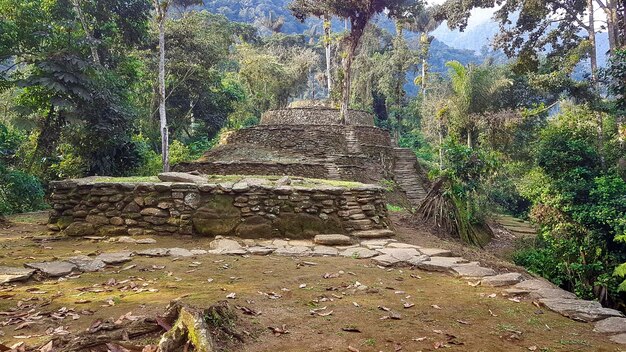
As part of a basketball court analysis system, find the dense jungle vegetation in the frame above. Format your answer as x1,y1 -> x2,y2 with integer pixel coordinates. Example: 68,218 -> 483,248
1,0 -> 625,309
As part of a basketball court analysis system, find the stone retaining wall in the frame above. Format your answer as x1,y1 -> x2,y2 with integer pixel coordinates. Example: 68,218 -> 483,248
261,108 -> 374,126
48,179 -> 390,239
176,161 -> 330,180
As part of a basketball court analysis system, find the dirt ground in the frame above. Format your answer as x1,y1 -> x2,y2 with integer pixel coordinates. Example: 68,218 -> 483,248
0,212 -> 623,351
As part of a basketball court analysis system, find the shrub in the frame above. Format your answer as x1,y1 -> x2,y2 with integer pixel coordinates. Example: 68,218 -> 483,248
0,166 -> 46,215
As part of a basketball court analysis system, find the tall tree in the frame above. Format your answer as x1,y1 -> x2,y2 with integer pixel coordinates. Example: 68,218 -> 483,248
290,0 -> 415,124
152,0 -> 202,172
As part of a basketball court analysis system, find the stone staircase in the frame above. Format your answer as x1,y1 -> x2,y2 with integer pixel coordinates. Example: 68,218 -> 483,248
393,148 -> 428,206
345,127 -> 362,154
325,162 -> 341,180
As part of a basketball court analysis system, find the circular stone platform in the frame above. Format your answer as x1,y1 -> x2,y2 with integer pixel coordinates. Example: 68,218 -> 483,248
260,108 -> 375,126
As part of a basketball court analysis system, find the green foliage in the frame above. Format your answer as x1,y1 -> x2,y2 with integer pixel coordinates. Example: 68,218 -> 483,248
0,165 -> 46,215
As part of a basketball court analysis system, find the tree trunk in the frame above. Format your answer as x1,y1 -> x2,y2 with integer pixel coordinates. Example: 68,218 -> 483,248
156,1 -> 170,172
324,15 -> 332,97
421,57 -> 427,102
341,43 -> 354,124
588,0 -> 605,167
72,0 -> 101,66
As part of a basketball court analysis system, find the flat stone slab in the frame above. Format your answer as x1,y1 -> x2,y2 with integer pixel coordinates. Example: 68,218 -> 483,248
135,238 -> 157,244
594,317 -> 626,333
504,279 -> 577,300
372,254 -> 402,267
190,249 -> 208,255
115,236 -> 138,243
378,248 -> 421,261
0,266 -> 36,283
288,240 -> 314,247
340,247 -> 379,259
314,234 -> 352,246
353,229 -> 395,239
450,264 -> 496,278
158,172 -> 208,184
25,261 -> 77,277
610,334 -> 626,345
415,257 -> 469,272
360,239 -> 392,247
481,273 -> 524,287
418,248 -> 453,257
311,246 -> 339,257
539,298 -> 624,322
386,243 -> 421,249
96,251 -> 133,264
247,246 -> 275,256
137,248 -> 170,257
405,255 -> 430,266
65,256 -> 106,272
274,246 -> 311,257
168,248 -> 195,257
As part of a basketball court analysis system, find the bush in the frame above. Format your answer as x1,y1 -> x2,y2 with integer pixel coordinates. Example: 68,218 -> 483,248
0,166 -> 46,215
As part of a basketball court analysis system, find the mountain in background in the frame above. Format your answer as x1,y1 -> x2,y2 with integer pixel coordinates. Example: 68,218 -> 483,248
201,0 -> 607,73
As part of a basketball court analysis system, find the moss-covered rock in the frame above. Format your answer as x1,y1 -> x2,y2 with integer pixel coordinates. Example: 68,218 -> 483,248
192,195 -> 241,236
275,213 -> 344,238
62,222 -> 95,237
235,215 -> 276,238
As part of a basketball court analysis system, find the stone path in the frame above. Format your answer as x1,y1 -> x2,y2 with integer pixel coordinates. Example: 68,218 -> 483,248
2,234 -> 625,344
392,148 -> 428,206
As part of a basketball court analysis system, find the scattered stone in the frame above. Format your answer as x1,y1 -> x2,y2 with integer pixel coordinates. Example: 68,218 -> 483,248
190,249 -> 208,256
378,248 -> 421,261
135,238 -> 157,244
450,264 -> 496,278
209,238 -> 243,252
168,248 -> 195,257
274,246 -> 311,257
340,247 -> 379,259
405,255 -> 430,266
137,248 -> 170,257
158,172 -> 207,184
311,246 -> 339,257
96,251 -> 133,264
247,246 -> 275,256
352,229 -> 395,238
418,248 -> 453,257
504,279 -> 577,300
116,236 -> 137,243
232,181 -> 250,192
0,266 -> 36,283
65,256 -> 106,272
481,273 -> 524,287
25,261 -> 77,277
594,317 -> 626,333
415,257 -> 469,272
372,254 -> 402,267
314,234 -> 352,246
62,222 -> 95,237
539,298 -> 624,322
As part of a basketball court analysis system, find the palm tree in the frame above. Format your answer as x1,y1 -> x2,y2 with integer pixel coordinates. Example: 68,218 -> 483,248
445,60 -> 511,148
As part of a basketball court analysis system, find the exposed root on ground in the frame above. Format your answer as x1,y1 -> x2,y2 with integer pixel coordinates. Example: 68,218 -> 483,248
4,301 -> 247,352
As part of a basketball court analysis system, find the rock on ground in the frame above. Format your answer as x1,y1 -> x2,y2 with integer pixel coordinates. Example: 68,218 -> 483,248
137,248 -> 170,257
415,257 -> 469,272
418,248 -> 453,257
539,298 -> 624,322
480,273 -> 524,287
314,234 -> 352,246
378,248 -> 421,261
594,317 -> 626,334
312,246 -> 339,257
450,264 -> 496,278
65,256 -> 106,272
25,261 -> 77,277
0,266 -> 36,283
339,247 -> 379,259
352,229 -> 395,238
274,246 -> 311,257
247,246 -> 275,255
610,334 -> 626,345
96,251 -> 134,264
158,172 -> 208,184
168,248 -> 195,257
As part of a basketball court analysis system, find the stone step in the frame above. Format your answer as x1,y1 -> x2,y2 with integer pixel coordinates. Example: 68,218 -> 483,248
352,229 -> 395,238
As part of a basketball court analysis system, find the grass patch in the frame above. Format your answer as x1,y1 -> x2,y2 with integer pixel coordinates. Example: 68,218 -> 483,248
92,175 -> 367,189
386,204 -> 405,212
